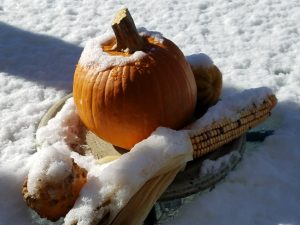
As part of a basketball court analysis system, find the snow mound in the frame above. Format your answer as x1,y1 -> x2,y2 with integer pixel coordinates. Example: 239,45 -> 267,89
189,87 -> 273,129
78,28 -> 165,72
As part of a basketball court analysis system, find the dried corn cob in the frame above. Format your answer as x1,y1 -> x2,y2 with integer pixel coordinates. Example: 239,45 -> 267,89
189,94 -> 277,158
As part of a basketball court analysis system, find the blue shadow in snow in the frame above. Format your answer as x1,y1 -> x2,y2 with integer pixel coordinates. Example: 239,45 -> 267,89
0,22 -> 83,91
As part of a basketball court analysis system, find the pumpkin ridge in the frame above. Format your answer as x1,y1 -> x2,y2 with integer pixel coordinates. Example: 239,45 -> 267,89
78,68 -> 87,126
136,66 -> 152,138
91,70 -> 104,137
175,62 -> 197,122
151,58 -> 166,126
103,69 -> 115,140
89,71 -> 98,131
151,42 -> 195,128
91,70 -> 102,132
91,70 -> 101,133
79,68 -> 90,128
176,57 -> 197,112
121,66 -> 129,96
150,47 -> 180,127
73,66 -> 80,112
78,68 -> 87,127
86,70 -> 97,132
154,48 -> 174,123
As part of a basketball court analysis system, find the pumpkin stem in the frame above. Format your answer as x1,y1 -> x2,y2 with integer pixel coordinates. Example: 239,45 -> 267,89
112,8 -> 144,53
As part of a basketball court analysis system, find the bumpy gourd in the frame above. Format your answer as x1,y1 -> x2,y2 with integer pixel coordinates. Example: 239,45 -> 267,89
22,160 -> 87,221
73,9 -> 197,150
187,54 -> 222,117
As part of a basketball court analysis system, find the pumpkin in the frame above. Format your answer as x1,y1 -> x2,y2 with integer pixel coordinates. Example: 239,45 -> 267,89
187,53 -> 223,117
73,9 -> 197,150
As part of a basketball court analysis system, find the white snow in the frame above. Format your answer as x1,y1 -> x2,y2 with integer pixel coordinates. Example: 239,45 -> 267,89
36,98 -> 84,149
189,87 -> 273,129
31,97 -> 193,224
26,145 -> 72,195
186,53 -> 214,68
0,0 -> 300,225
138,27 -> 164,44
65,127 -> 192,225
200,150 -> 241,176
78,32 -> 147,72
78,28 -> 164,72
27,98 -> 87,195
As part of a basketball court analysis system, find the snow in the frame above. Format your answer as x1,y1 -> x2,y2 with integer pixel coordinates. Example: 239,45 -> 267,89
31,97 -> 192,224
65,127 -> 192,225
78,28 -> 165,72
27,98 -> 86,195
0,0 -> 300,225
186,53 -> 214,68
200,150 -> 242,176
78,32 -> 146,72
36,98 -> 84,149
138,28 -> 164,44
189,87 -> 273,129
27,145 -> 72,195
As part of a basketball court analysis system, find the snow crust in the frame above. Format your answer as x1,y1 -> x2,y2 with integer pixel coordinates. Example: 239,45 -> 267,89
186,53 -> 214,68
64,127 -> 192,225
200,150 -> 241,176
27,145 -> 72,195
78,33 -> 146,71
27,98 -> 87,195
1,0 -> 300,224
189,87 -> 273,129
36,98 -> 83,148
78,28 -> 164,72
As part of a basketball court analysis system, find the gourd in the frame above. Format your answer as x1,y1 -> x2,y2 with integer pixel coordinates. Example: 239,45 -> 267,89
73,9 -> 197,150
187,53 -> 223,117
22,160 -> 87,221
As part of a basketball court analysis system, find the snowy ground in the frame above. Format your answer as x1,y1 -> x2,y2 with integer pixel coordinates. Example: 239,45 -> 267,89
0,0 -> 299,225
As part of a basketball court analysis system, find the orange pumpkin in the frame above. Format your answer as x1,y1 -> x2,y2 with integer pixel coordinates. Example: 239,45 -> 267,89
73,9 -> 197,150
187,54 -> 222,117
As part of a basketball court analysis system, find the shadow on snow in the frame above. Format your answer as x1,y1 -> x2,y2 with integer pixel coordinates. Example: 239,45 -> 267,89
0,22 -> 83,91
